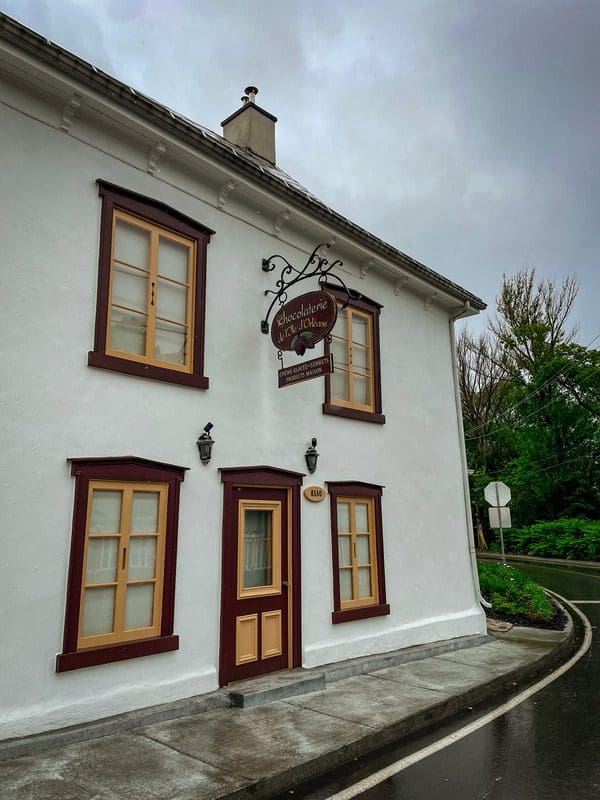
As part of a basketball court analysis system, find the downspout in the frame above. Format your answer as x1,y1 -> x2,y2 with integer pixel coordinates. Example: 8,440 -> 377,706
449,302 -> 492,610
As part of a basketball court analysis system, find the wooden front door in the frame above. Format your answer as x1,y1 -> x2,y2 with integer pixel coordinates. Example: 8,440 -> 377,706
219,468 -> 302,685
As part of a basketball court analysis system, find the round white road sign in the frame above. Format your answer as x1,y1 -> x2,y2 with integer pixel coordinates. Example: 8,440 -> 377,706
484,481 -> 511,507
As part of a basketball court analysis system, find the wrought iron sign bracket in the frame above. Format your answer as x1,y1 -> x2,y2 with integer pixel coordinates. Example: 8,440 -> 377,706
260,243 -> 355,335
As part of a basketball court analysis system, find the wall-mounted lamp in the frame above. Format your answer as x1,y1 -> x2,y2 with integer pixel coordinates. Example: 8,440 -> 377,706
304,437 -> 319,474
197,422 -> 215,465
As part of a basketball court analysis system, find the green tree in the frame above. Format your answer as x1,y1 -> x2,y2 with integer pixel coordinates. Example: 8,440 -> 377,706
459,268 -> 599,529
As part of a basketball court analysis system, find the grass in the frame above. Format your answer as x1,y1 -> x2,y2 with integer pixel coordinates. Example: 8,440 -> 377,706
477,561 -> 555,624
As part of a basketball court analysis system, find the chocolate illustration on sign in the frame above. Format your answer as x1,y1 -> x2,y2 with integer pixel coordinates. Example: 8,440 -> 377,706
271,291 -> 338,356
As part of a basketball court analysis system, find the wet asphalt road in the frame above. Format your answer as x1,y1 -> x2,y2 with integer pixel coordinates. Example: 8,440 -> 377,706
293,560 -> 600,800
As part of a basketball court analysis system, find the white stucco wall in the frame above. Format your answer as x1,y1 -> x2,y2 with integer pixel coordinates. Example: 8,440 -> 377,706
0,68 -> 484,740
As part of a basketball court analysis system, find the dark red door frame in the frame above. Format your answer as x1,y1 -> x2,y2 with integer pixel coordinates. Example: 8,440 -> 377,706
219,466 -> 304,686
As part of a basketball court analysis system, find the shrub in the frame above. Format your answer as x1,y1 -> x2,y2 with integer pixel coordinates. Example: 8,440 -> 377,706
477,562 -> 555,623
486,518 -> 600,561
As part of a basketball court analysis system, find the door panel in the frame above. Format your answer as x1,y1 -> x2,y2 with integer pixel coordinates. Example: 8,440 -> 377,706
221,486 -> 290,683
235,614 -> 258,665
261,610 -> 282,659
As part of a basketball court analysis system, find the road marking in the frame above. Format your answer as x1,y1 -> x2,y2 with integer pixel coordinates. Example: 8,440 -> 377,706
323,592 -> 593,800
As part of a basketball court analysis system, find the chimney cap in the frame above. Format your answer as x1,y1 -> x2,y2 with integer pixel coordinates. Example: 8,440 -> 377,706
221,88 -> 277,127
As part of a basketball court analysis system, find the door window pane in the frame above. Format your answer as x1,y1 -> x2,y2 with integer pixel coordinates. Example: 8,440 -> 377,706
90,490 -> 122,533
131,492 -> 160,533
243,510 -> 273,588
82,586 -> 115,636
128,537 -> 157,580
125,583 -> 154,629
86,538 -> 118,584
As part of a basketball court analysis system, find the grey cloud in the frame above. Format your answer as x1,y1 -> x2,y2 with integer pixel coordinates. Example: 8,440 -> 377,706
2,0 -> 598,341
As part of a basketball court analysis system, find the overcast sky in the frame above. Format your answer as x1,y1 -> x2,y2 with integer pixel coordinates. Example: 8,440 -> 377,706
3,0 -> 598,344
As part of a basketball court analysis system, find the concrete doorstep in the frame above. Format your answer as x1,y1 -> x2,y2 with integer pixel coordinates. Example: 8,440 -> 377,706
0,623 -> 574,800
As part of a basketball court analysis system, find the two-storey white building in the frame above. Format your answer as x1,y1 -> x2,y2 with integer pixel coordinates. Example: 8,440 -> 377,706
0,13 -> 487,741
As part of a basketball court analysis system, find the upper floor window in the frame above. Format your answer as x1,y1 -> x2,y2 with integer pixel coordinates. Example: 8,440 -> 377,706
88,182 -> 214,388
323,287 -> 385,424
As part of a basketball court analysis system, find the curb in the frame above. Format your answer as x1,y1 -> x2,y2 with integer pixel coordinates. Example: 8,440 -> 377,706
0,618 -> 576,800
221,610 -> 576,799
0,634 -> 490,761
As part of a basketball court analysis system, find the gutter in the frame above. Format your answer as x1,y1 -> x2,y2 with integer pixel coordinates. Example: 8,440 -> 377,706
449,302 -> 492,611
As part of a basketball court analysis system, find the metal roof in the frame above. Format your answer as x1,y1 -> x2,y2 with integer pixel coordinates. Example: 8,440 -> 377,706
0,12 -> 486,310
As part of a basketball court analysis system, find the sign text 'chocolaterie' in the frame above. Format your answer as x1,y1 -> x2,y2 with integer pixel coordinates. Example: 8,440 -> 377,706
271,291 -> 337,356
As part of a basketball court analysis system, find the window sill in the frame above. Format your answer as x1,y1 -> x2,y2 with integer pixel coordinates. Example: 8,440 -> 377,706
331,604 -> 390,624
88,352 -> 208,389
56,635 -> 179,672
322,403 -> 386,425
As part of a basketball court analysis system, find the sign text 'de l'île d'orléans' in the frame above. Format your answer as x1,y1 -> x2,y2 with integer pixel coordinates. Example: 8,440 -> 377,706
271,291 -> 338,356
278,354 -> 333,388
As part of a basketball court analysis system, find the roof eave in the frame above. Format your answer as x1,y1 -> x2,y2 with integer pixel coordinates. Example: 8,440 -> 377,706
0,13 -> 486,312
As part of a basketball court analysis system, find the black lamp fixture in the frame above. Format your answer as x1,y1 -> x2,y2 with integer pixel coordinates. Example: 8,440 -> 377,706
197,422 -> 215,465
304,437 -> 319,474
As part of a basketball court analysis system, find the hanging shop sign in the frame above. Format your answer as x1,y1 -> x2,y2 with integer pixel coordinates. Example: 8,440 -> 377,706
278,354 -> 333,388
260,244 -> 356,389
303,485 -> 327,502
270,291 -> 338,355
260,243 -> 354,338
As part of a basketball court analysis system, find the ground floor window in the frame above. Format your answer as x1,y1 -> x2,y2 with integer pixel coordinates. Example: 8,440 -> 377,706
327,481 -> 390,624
56,457 -> 186,672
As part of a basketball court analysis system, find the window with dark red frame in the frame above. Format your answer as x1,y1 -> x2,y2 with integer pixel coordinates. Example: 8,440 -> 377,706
323,286 -> 385,424
56,457 -> 187,672
88,181 -> 214,388
327,481 -> 389,624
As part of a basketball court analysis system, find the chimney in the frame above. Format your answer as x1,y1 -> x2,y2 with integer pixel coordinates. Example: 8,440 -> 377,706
221,86 -> 277,164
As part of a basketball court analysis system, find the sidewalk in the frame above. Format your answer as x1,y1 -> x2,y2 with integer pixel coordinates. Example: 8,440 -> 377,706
0,622 -> 574,800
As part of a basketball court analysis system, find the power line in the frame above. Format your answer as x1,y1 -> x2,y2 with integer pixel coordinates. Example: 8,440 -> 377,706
507,438 -> 599,472
465,392 -> 566,441
462,331 -> 600,440
534,448 -> 600,476
464,330 -> 599,435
